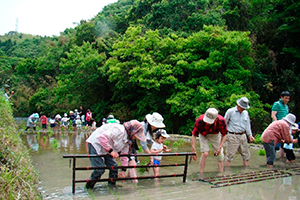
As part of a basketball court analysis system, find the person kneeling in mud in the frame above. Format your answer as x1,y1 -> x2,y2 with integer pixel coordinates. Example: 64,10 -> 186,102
150,129 -> 172,181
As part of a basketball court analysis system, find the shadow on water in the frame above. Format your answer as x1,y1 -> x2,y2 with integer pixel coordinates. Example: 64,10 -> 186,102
20,130 -> 300,200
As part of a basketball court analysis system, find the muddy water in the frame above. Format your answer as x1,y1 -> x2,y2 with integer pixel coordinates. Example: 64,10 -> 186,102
21,132 -> 300,200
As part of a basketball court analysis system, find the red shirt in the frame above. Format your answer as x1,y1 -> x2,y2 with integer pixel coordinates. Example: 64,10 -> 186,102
192,114 -> 227,137
40,115 -> 48,124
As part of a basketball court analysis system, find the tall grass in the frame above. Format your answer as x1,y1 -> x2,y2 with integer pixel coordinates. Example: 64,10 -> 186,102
0,99 -> 41,199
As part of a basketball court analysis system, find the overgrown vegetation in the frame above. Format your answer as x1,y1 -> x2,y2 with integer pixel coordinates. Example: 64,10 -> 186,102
1,0 -> 299,136
0,98 -> 40,200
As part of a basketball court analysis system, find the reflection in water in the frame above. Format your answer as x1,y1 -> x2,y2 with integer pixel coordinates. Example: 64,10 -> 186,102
21,132 -> 300,200
26,134 -> 39,151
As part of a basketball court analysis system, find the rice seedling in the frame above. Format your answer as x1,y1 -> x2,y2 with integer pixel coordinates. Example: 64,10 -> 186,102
254,134 -> 262,144
178,138 -> 185,145
51,139 -> 58,148
258,149 -> 265,156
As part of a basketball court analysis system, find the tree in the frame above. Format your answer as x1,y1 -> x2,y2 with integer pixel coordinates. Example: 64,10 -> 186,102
54,42 -> 108,118
106,25 -> 267,134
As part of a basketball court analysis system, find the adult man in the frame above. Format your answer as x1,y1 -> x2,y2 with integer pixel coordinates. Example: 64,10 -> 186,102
191,108 -> 227,173
262,113 -> 298,167
271,91 -> 290,121
224,97 -> 255,167
85,120 -> 146,189
271,91 -> 290,157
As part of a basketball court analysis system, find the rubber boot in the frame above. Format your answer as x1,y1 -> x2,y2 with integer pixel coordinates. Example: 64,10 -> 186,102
85,180 -> 96,189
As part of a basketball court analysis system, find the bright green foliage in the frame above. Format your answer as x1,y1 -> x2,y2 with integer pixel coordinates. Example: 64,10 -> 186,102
106,25 -> 262,134
1,0 -> 299,136
75,20 -> 97,46
54,42 -> 108,117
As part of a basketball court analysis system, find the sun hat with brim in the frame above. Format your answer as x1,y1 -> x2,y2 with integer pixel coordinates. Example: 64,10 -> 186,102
107,115 -> 114,119
237,97 -> 250,109
283,113 -> 296,125
291,123 -> 299,130
203,108 -> 218,124
146,112 -> 165,128
32,113 -> 39,119
123,120 -> 146,142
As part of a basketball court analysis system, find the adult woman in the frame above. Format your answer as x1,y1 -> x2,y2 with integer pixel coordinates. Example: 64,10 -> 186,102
85,120 -> 146,189
140,112 -> 166,162
262,113 -> 298,167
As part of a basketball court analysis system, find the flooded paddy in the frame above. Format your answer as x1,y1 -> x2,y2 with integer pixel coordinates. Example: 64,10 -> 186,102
21,131 -> 300,200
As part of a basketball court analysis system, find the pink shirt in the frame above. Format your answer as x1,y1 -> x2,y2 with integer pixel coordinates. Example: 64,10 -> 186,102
261,120 -> 293,146
86,123 -> 129,166
86,112 -> 92,122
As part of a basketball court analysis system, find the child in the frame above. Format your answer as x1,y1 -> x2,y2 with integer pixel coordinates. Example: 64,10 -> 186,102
283,123 -> 299,163
75,115 -> 82,130
91,118 -> 97,131
150,129 -> 172,180
39,112 -> 48,131
61,113 -> 70,130
54,114 -> 62,131
49,115 -> 56,131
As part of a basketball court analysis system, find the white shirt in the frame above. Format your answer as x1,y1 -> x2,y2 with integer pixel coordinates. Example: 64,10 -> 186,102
224,106 -> 252,136
151,142 -> 163,160
86,123 -> 129,155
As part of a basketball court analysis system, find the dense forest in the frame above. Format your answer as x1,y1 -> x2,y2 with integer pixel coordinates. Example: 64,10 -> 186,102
1,0 -> 299,135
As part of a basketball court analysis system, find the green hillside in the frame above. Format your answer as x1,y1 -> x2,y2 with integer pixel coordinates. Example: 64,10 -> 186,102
0,0 -> 299,135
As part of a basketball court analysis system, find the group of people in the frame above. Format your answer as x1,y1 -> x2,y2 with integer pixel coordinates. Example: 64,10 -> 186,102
85,112 -> 171,189
25,107 -> 96,132
191,97 -> 255,173
191,91 -> 299,175
84,92 -> 299,190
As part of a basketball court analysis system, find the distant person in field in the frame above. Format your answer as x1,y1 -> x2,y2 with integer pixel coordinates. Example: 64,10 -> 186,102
49,115 -> 56,131
25,113 -> 39,131
85,109 -> 93,131
75,115 -> 82,130
61,113 -> 70,130
1,84 -> 14,101
39,112 -> 48,131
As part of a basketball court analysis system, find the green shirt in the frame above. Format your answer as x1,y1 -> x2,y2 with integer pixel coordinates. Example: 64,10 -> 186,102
271,99 -> 289,120
107,118 -> 117,123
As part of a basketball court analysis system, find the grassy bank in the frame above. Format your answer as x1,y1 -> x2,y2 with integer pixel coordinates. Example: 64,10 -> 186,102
0,99 -> 41,200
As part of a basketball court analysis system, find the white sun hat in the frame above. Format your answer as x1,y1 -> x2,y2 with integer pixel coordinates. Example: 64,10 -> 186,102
146,112 -> 165,128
